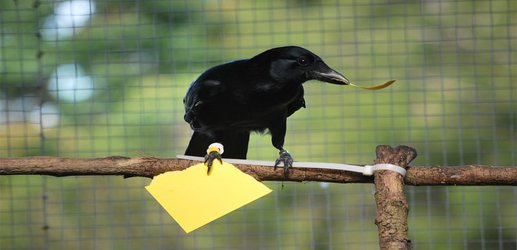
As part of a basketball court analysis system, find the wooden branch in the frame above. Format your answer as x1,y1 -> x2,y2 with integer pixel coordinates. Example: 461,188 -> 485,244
373,145 -> 416,250
2,148 -> 517,249
404,165 -> 517,185
0,156 -> 371,183
0,155 -> 516,185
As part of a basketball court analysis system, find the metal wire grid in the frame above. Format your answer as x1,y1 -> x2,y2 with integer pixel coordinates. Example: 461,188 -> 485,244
1,0 -> 516,249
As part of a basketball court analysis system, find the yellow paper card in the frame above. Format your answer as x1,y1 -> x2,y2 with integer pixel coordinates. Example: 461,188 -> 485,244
145,161 -> 272,233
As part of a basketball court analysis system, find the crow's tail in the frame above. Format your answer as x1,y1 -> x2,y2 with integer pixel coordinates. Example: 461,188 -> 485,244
185,131 -> 250,159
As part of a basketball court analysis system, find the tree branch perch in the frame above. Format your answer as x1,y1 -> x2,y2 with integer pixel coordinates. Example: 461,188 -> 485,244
2,145 -> 517,249
1,155 -> 516,185
373,145 -> 416,250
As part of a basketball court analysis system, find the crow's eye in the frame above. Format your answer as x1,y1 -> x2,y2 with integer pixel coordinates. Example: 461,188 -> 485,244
297,57 -> 310,66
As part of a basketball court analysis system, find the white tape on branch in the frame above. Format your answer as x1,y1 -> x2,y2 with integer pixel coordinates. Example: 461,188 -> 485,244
362,164 -> 406,176
177,155 -> 407,176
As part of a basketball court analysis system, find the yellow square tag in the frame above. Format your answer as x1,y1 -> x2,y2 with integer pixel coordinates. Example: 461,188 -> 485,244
145,160 -> 272,233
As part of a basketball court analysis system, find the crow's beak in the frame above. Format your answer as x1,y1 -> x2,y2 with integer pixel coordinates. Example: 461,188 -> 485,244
312,62 -> 350,85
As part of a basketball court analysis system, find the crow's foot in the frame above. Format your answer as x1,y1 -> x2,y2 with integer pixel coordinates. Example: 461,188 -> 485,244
204,143 -> 224,175
274,150 -> 293,177
204,151 -> 222,174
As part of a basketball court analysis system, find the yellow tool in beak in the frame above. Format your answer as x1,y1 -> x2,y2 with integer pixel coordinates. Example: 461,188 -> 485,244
349,80 -> 396,90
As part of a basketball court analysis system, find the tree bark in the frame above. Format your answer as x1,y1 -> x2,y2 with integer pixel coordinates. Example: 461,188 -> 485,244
1,156 -> 517,185
373,145 -> 417,250
3,148 -> 517,249
0,156 -> 372,183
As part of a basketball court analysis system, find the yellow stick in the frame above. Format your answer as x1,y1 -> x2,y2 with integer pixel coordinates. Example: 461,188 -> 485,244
349,80 -> 396,90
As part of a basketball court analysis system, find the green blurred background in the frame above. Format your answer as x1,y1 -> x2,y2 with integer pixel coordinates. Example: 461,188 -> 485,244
1,0 -> 516,249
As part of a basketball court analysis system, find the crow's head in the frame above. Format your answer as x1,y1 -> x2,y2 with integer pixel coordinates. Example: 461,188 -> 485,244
251,46 -> 349,85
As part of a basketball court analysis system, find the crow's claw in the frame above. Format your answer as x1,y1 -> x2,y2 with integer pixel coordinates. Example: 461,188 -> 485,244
274,150 -> 293,177
204,151 -> 223,174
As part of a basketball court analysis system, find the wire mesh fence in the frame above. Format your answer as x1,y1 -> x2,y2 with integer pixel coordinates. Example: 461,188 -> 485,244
1,0 -> 516,249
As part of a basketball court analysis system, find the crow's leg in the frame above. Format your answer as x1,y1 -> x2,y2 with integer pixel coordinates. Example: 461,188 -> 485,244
270,119 -> 293,177
275,149 -> 293,177
204,143 -> 224,175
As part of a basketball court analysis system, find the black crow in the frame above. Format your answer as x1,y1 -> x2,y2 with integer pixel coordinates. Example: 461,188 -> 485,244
184,46 -> 349,176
